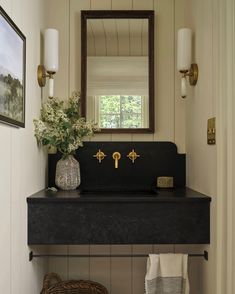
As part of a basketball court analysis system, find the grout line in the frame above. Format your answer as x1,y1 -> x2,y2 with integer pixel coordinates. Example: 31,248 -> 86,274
102,19 -> 108,56
141,19 -> 143,56
115,19 -> 119,56
89,22 -> 97,56
129,19 -> 131,56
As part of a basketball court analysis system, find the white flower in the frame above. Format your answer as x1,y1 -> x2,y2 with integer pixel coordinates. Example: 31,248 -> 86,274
33,93 -> 99,156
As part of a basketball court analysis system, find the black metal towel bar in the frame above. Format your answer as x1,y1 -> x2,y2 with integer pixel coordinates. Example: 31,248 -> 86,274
29,250 -> 208,262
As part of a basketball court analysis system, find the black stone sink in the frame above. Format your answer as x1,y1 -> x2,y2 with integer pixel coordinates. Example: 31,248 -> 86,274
79,189 -> 158,197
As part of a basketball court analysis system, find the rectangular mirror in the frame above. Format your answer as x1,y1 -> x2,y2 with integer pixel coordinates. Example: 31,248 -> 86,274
81,11 -> 154,133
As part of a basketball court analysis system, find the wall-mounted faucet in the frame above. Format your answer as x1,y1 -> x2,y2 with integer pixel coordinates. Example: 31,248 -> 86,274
112,152 -> 121,169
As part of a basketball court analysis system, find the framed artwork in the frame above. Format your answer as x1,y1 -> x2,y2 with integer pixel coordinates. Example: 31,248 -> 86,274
0,6 -> 26,128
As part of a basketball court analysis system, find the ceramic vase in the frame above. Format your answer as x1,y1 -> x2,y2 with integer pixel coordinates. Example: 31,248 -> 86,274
55,155 -> 81,190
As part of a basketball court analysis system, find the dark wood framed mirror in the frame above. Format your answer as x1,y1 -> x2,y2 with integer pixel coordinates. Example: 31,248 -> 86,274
81,10 -> 154,133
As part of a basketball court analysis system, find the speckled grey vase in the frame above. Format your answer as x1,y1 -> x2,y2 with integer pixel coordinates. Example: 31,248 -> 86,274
55,155 -> 81,190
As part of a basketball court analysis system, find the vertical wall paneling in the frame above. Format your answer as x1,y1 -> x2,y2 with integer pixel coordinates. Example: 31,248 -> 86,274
153,0 -> 175,142
69,0 -> 89,93
110,245 -> 132,294
174,0 -> 186,153
68,246 -> 90,280
46,0 -> 70,98
110,0 -> 133,142
68,245 -> 90,280
48,246 -> 69,280
10,129 -> 22,294
0,0 -> 48,293
0,0 -> 11,12
90,0 -> 111,10
89,245 -> 111,292
133,0 -> 154,10
46,0 -> 70,277
132,245 -> 152,294
185,0 -> 215,193
70,0 -> 112,141
131,0 -> 154,142
185,0 -> 217,293
105,19 -> 118,56
0,126 -> 11,294
175,244 -> 204,294
111,0 -> 132,10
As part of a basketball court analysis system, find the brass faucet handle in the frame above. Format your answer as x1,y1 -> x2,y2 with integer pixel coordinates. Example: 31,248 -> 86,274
127,149 -> 140,163
112,152 -> 121,169
93,149 -> 107,163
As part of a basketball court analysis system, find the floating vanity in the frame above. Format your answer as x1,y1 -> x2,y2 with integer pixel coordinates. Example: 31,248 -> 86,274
27,142 -> 211,245
27,188 -> 210,245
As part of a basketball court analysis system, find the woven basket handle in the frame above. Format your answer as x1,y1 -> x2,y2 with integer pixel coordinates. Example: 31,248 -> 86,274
41,273 -> 62,292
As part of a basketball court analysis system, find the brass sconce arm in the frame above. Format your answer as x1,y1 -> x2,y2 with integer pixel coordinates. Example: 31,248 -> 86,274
38,65 -> 55,83
180,63 -> 198,86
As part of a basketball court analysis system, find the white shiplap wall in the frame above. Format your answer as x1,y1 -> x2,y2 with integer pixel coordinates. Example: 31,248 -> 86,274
45,1 -> 204,294
186,0 -> 217,294
47,0 -> 186,148
0,0 -> 48,293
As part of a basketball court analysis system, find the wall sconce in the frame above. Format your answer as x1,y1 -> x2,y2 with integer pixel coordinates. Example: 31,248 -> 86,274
177,28 -> 198,98
37,28 -> 59,98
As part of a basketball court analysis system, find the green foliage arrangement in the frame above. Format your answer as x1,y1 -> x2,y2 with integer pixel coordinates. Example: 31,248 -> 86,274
33,92 -> 99,157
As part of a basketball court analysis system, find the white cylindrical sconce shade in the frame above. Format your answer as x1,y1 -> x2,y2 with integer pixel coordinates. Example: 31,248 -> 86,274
44,28 -> 59,73
181,77 -> 187,98
48,78 -> 54,98
177,28 -> 192,72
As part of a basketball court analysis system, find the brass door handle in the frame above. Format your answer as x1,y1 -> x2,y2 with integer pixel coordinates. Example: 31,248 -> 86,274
93,149 -> 106,163
112,152 -> 121,169
127,149 -> 140,163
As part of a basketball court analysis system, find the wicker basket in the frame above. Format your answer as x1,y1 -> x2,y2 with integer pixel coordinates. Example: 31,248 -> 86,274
41,273 -> 109,294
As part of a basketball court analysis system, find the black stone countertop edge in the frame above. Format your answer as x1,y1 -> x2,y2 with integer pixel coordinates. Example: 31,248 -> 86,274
27,188 -> 211,203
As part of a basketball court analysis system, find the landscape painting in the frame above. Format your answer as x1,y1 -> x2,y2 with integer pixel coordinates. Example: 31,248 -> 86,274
0,7 -> 25,127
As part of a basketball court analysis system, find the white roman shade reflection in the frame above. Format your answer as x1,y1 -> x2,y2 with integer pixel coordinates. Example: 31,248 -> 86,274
87,56 -> 148,96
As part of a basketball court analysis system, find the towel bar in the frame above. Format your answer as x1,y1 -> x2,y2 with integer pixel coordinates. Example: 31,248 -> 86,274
29,250 -> 208,261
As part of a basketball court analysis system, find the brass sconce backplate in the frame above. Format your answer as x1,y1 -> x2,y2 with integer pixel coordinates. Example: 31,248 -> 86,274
37,65 -> 47,87
189,63 -> 198,86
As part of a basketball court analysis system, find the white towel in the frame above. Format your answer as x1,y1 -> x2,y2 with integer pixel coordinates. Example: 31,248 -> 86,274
145,254 -> 189,294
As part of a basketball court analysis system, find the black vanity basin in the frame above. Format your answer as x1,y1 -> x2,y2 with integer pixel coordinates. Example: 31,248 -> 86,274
78,189 -> 159,198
